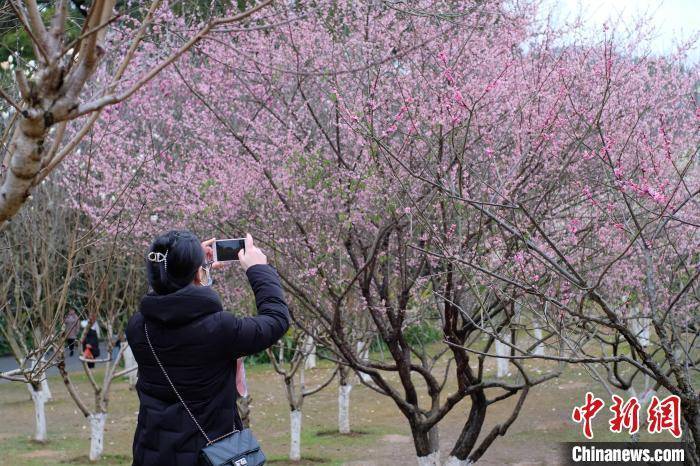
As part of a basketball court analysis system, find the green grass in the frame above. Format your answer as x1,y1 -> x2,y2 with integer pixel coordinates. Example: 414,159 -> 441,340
0,349 -> 690,465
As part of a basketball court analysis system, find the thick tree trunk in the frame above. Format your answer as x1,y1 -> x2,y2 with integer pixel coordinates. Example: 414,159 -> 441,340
27,383 -> 49,442
0,115 -> 48,224
448,390 -> 488,462
682,400 -> 700,466
24,358 -> 52,401
413,425 -> 440,466
123,345 -> 138,388
338,382 -> 352,434
416,451 -> 440,466
88,412 -> 107,461
290,409 -> 302,461
444,456 -> 473,466
41,376 -> 52,401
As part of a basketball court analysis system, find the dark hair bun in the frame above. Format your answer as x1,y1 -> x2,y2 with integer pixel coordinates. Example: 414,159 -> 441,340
146,230 -> 204,295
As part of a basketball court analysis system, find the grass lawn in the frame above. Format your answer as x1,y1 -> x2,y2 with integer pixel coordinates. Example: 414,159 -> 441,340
0,356 -> 681,465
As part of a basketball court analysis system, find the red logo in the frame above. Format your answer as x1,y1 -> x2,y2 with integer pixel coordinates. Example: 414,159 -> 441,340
609,395 -> 640,434
571,392 -> 683,439
572,392 -> 605,439
647,395 -> 681,438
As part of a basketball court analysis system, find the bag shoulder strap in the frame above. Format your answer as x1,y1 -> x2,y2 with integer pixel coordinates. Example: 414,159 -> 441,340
144,323 -> 239,445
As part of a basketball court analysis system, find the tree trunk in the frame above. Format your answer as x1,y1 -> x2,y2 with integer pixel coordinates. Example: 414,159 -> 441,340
356,340 -> 372,383
0,114 -> 48,224
123,345 -> 138,388
24,357 -> 52,401
413,424 -> 440,466
533,325 -> 545,356
27,383 -> 49,442
495,334 -> 511,377
237,395 -> 251,429
630,310 -> 650,347
88,412 -> 107,461
444,457 -> 473,466
290,409 -> 302,461
416,451 -> 440,466
682,399 -> 700,466
448,390 -> 488,462
41,376 -> 52,401
303,335 -> 316,370
338,382 -> 352,434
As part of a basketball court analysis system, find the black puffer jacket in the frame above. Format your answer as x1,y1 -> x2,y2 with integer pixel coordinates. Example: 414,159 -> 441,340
126,264 -> 289,466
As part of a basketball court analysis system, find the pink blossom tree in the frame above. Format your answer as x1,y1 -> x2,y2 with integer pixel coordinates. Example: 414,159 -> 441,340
76,3 -> 564,464
0,0 -> 272,227
70,1 -> 698,463
366,10 -> 700,464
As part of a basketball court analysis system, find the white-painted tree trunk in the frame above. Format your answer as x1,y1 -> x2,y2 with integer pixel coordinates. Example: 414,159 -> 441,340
27,384 -> 49,442
415,426 -> 440,466
25,358 -> 52,401
444,456 -> 473,466
338,383 -> 352,434
303,335 -> 316,370
40,376 -> 52,401
631,316 -> 650,347
123,345 -> 138,387
673,346 -> 683,363
495,333 -> 511,377
278,343 -> 285,363
533,325 -> 545,356
416,450 -> 440,466
88,413 -> 107,461
290,409 -> 302,461
356,341 -> 372,383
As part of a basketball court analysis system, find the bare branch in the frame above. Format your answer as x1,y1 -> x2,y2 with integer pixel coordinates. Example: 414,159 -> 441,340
58,0 -> 273,121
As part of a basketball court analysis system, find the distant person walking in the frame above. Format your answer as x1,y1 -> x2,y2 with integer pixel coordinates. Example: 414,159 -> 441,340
81,313 -> 101,369
64,309 -> 79,356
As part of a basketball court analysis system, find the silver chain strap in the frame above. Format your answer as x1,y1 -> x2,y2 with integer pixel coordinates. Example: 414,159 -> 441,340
144,323 -> 238,446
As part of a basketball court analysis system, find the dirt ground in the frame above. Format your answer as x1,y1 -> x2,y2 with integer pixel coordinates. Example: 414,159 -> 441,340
0,358 -> 678,466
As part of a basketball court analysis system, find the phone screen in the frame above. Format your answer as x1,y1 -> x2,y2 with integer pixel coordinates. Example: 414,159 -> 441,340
215,239 -> 245,262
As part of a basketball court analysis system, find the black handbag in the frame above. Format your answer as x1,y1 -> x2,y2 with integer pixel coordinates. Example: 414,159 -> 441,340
144,323 -> 265,466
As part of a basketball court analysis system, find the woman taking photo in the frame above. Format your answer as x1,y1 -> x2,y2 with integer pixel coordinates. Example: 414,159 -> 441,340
126,231 -> 289,465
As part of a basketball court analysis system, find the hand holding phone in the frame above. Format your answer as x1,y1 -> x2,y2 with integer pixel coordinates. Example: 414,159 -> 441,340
202,234 -> 266,273
237,233 -> 267,272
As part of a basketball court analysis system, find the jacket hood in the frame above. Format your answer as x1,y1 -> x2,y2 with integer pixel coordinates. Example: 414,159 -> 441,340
139,284 -> 223,326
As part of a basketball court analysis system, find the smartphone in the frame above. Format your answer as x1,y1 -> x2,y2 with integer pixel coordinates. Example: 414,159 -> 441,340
213,238 -> 246,262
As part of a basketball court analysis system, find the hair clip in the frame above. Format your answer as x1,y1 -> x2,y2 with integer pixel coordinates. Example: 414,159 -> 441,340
148,251 -> 168,272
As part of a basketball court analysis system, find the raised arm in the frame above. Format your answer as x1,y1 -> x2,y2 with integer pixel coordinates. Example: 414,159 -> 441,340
214,234 -> 289,357
222,263 -> 289,357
